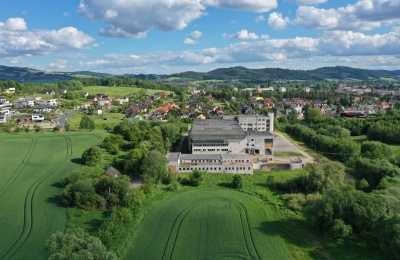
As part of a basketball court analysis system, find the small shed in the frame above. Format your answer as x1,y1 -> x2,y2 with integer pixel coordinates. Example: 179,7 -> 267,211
101,166 -> 119,179
289,157 -> 303,170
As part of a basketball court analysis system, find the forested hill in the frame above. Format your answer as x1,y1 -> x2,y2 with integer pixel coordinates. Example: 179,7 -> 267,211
0,64 -> 399,83
170,66 -> 400,81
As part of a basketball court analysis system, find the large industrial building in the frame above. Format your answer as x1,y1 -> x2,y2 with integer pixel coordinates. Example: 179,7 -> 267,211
188,114 -> 274,156
166,114 -> 275,175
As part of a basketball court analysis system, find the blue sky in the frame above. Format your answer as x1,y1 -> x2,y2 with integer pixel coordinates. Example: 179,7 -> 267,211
0,0 -> 399,74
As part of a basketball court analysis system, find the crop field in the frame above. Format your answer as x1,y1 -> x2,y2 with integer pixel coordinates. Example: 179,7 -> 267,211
0,132 -> 108,260
125,189 -> 291,260
82,86 -> 173,98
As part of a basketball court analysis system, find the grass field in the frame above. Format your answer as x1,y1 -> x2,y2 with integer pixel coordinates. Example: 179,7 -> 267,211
65,112 -> 125,131
0,132 -> 108,260
82,86 -> 173,98
125,189 -> 292,260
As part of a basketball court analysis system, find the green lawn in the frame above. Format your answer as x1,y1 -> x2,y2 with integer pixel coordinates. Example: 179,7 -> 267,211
125,189 -> 292,260
0,132 -> 108,260
65,112 -> 125,131
82,86 -> 173,98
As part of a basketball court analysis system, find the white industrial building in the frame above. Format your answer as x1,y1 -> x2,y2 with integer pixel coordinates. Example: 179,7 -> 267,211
188,114 -> 274,156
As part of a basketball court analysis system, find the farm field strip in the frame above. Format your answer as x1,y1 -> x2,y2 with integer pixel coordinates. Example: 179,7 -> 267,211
0,133 -> 108,260
0,138 -> 37,197
125,189 -> 291,260
0,137 -> 72,260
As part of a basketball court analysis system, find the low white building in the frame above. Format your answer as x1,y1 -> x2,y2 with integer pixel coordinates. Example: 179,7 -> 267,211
167,153 -> 254,174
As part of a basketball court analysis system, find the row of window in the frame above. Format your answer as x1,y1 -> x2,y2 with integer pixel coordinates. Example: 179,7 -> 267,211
178,167 -> 252,171
193,144 -> 229,147
193,149 -> 229,152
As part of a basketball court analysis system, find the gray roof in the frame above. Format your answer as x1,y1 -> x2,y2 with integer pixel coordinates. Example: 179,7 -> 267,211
168,152 -> 180,162
180,154 -> 223,160
104,166 -> 119,176
191,119 -> 245,136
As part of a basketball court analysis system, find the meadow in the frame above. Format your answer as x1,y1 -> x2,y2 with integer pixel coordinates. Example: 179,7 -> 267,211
0,132 -> 108,260
82,86 -> 174,98
125,189 -> 292,260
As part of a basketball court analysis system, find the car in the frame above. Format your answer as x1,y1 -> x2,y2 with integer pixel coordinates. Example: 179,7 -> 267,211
104,118 -> 109,120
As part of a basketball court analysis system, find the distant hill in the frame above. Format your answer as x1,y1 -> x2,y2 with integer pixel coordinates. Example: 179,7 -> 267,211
171,66 -> 400,82
0,64 -> 399,83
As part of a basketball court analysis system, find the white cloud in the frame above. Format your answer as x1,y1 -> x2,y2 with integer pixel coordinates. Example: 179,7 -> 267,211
183,38 -> 198,44
188,30 -> 203,38
63,12 -> 69,17
294,0 -> 400,31
92,43 -> 99,47
261,34 -> 270,39
286,0 -> 327,5
56,53 -> 88,58
79,0 -> 206,38
79,0 -> 279,38
49,59 -> 68,69
5,57 -> 25,64
223,29 -> 260,40
0,18 -> 95,58
0,18 -> 27,31
76,28 -> 400,71
202,0 -> 278,12
255,15 -> 265,22
268,12 -> 289,30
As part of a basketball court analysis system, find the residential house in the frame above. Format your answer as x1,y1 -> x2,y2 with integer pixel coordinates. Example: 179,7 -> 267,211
58,89 -> 67,94
83,92 -> 89,97
86,95 -> 97,102
0,112 -> 6,123
114,97 -> 129,105
31,114 -> 45,122
41,89 -> 55,95
304,87 -> 311,93
0,96 -> 6,103
279,87 -> 287,93
33,105 -> 54,113
379,102 -> 389,109
3,88 -> 15,94
157,92 -> 167,98
388,100 -> 398,108
151,94 -> 160,100
101,166 -> 119,179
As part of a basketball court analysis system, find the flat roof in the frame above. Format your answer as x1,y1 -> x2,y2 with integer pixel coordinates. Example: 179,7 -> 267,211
246,130 -> 274,137
180,154 -> 223,160
167,152 -> 180,162
191,119 -> 245,136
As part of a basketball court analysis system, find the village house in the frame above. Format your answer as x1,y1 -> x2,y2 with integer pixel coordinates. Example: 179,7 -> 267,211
101,166 -> 119,179
3,88 -> 15,94
41,89 -> 56,95
33,105 -> 54,113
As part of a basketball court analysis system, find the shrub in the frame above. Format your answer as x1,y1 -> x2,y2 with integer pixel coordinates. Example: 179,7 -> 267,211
232,175 -> 244,189
331,219 -> 352,238
189,170 -> 204,186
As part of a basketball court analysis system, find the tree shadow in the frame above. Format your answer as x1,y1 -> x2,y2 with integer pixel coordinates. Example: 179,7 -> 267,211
70,158 -> 82,164
85,217 -> 106,235
217,182 -> 233,188
51,181 -> 63,188
46,194 -> 64,208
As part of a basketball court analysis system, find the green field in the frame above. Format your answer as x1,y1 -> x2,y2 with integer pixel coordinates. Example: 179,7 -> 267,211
0,132 -> 108,260
125,189 -> 291,260
82,86 -> 173,98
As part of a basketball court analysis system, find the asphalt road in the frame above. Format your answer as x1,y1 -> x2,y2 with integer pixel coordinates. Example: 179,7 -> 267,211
273,132 -> 315,164
53,109 -> 79,128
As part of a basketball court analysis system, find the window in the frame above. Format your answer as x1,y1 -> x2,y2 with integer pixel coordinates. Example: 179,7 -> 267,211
248,167 -> 251,170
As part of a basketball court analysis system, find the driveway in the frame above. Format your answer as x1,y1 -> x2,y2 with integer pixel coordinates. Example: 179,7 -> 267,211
53,109 -> 79,128
273,132 -> 315,164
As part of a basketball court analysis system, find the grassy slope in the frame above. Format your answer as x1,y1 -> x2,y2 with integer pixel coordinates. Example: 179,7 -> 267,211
82,86 -> 173,98
126,189 -> 291,260
0,132 -> 108,260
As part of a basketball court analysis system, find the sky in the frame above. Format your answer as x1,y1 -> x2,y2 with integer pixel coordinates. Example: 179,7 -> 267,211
0,0 -> 400,75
